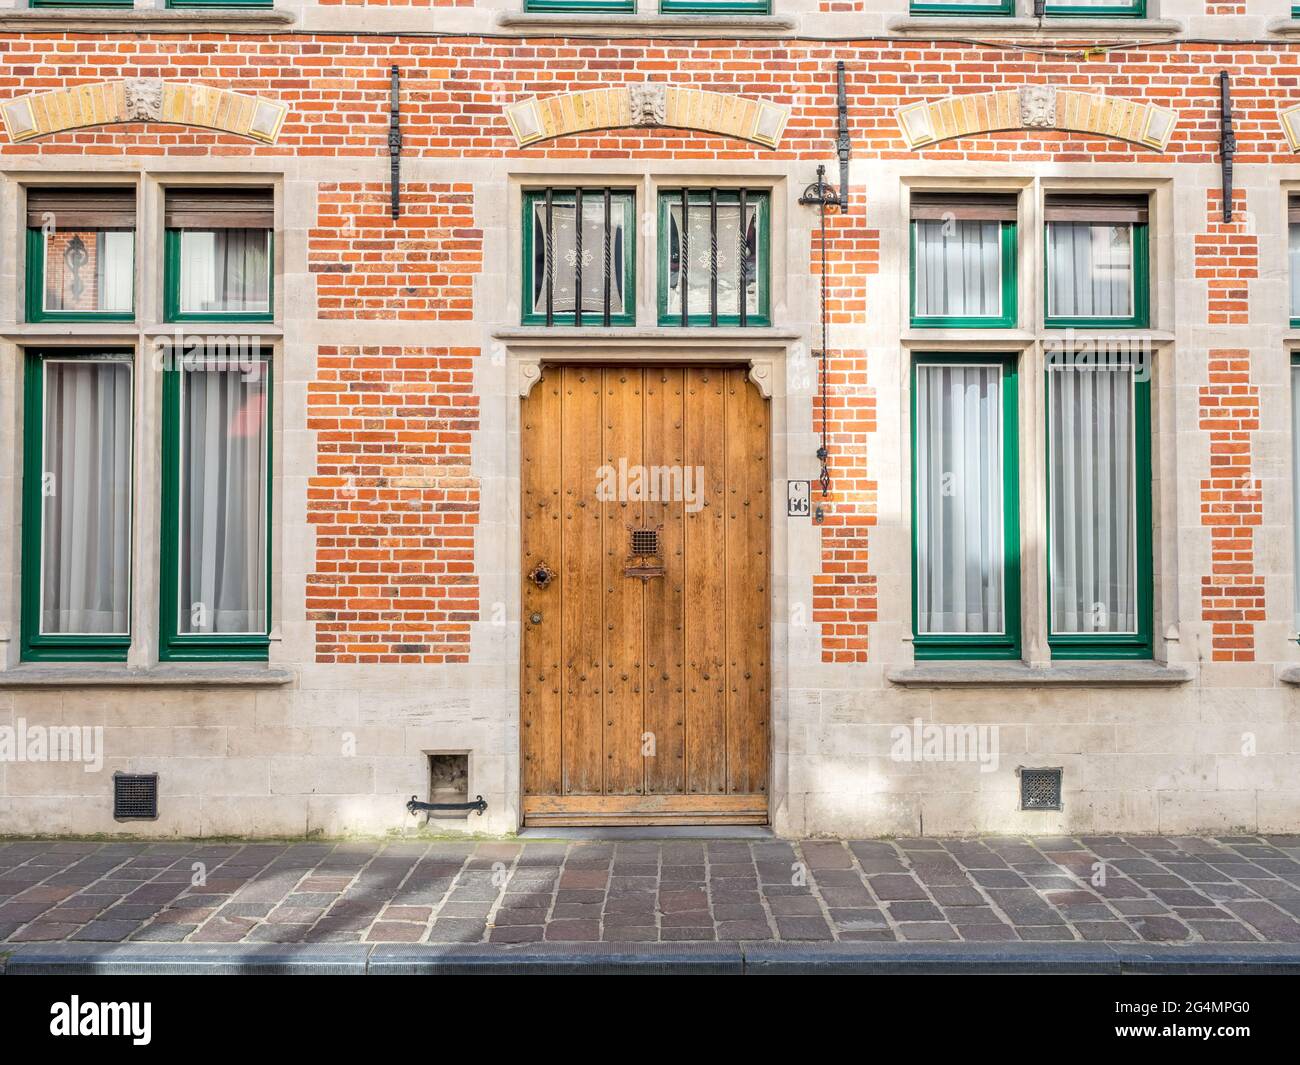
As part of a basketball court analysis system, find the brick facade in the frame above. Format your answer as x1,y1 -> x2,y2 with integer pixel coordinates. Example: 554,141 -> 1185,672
1,6 -> 1299,839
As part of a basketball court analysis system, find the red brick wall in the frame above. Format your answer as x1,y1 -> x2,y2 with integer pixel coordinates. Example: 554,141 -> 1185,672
310,182 -> 481,320
306,346 -> 481,664
0,37 -> 1297,164
1199,351 -> 1264,663
1197,189 -> 1257,326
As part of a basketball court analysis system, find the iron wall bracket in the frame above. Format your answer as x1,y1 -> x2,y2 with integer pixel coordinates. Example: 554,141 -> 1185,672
388,65 -> 403,220
406,795 -> 487,817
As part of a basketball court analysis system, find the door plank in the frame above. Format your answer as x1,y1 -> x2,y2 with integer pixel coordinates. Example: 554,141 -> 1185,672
601,367 -> 645,795
642,367 -> 686,794
520,367 -> 563,795
560,366 -> 605,795
725,369 -> 770,795
523,792 -> 767,827
683,367 -> 728,796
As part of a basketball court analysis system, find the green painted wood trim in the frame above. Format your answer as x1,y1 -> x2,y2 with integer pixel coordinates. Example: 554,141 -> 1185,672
660,0 -> 771,12
167,0 -> 272,7
909,218 -> 1018,330
1045,359 -> 1153,660
25,227 -> 135,324
1045,0 -> 1145,14
524,0 -> 635,10
656,189 -> 771,328
1044,222 -> 1149,330
20,350 -> 133,662
521,189 -> 637,327
163,228 -> 275,324
909,0 -> 1014,14
910,352 -> 1022,661
27,0 -> 133,6
158,352 -> 271,661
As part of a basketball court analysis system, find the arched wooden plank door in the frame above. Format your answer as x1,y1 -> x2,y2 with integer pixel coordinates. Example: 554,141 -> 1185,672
520,364 -> 770,826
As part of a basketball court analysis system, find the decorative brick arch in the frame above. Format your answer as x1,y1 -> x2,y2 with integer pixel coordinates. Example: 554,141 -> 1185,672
896,87 -> 1178,152
1,79 -> 288,144
504,85 -> 790,149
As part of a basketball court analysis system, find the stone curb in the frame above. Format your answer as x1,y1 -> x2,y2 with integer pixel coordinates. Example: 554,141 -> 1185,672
4,941 -> 1300,975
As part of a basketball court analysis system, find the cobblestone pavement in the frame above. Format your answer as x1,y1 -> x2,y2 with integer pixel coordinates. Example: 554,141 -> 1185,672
3,835 -> 1300,947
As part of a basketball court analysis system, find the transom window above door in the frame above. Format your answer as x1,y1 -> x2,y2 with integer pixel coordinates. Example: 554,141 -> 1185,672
658,187 -> 770,327
910,192 -> 1018,328
26,187 -> 136,323
522,187 -> 636,326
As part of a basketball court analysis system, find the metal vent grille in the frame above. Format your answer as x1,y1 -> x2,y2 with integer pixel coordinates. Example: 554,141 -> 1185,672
114,773 -> 158,820
630,528 -> 659,557
1020,768 -> 1062,811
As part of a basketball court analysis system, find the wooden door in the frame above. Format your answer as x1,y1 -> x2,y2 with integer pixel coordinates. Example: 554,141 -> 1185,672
521,365 -> 770,826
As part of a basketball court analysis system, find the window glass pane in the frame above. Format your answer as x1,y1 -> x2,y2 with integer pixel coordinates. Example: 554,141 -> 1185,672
530,196 -> 626,317
1290,223 -> 1300,320
43,229 -> 133,314
1048,360 -> 1137,635
40,359 -> 131,635
1047,222 -> 1133,319
914,363 -> 1005,635
914,220 -> 1002,319
178,229 -> 271,315
177,361 -> 268,635
665,196 -> 758,318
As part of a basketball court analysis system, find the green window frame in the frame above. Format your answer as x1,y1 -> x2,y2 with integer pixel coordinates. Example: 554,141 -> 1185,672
167,0 -> 271,7
910,353 -> 1021,661
1045,0 -> 1146,16
910,193 -> 1018,329
909,0 -> 1014,15
159,350 -> 272,661
660,0 -> 770,12
25,188 -> 136,324
657,187 -> 770,327
28,0 -> 131,7
1045,353 -> 1152,660
524,0 -> 634,10
522,188 -> 637,327
1044,195 -> 1150,330
21,350 -> 134,662
164,187 -> 274,324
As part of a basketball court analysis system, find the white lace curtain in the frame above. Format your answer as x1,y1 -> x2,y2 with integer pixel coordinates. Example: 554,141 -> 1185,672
1047,222 -> 1133,319
41,359 -> 132,635
914,362 -> 1005,635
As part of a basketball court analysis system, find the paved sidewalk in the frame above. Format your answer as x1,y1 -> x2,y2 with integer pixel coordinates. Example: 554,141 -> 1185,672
2,834 -> 1300,948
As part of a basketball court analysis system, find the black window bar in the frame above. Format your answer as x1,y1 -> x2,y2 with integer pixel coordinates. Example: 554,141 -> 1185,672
541,186 -> 619,328
676,187 -> 750,327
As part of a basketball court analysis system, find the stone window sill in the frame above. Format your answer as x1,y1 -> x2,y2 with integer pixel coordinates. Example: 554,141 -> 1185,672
494,327 -> 801,344
887,16 -> 1183,37
887,661 -> 1194,688
0,663 -> 295,689
0,10 -> 295,32
497,12 -> 796,36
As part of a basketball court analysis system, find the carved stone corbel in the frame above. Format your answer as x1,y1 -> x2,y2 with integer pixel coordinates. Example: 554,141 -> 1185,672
518,357 -> 543,398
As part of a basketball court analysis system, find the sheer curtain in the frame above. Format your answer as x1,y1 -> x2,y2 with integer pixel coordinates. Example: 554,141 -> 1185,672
179,364 -> 268,634
915,363 -> 1005,635
531,199 -> 627,317
1290,223 -> 1300,321
41,359 -> 131,634
1293,364 -> 1300,635
1049,361 -> 1136,634
1047,222 -> 1133,318
667,197 -> 758,318
914,220 -> 1002,319
97,230 -> 134,313
179,229 -> 270,314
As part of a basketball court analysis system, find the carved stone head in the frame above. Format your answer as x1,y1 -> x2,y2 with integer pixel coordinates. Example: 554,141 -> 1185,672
122,79 -> 164,123
1019,86 -> 1057,129
628,84 -> 667,127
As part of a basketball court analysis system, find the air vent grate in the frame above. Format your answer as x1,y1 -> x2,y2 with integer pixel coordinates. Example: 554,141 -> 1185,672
1019,767 -> 1062,811
114,773 -> 158,820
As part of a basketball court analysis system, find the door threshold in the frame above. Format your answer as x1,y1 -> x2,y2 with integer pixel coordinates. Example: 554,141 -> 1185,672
516,826 -> 776,841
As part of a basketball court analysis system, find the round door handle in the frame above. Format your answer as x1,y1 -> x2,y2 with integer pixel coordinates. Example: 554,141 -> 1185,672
528,562 -> 556,590
530,612 -> 543,625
